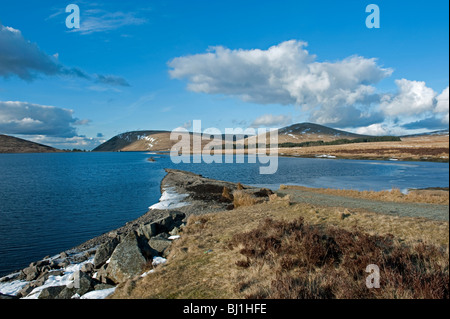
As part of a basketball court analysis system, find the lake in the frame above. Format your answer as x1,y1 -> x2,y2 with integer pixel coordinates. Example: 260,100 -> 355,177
0,152 -> 448,276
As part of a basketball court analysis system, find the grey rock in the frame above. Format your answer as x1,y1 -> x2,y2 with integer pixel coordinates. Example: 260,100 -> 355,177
17,283 -> 38,298
137,222 -> 157,240
106,232 -> 155,284
81,262 -> 94,273
66,270 -> 100,297
21,265 -> 39,281
36,260 -> 50,268
57,287 -> 77,300
38,286 -> 66,299
94,283 -> 115,291
93,238 -> 119,268
148,237 -> 172,255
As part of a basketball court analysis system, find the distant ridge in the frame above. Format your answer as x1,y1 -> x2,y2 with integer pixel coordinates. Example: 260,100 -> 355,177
92,123 -> 373,152
401,129 -> 449,138
0,134 -> 61,153
92,130 -> 170,152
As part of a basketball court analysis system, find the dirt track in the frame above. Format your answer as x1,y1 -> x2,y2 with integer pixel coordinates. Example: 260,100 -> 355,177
278,189 -> 449,221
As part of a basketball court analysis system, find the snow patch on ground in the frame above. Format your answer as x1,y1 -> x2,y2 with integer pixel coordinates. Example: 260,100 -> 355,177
149,187 -> 189,210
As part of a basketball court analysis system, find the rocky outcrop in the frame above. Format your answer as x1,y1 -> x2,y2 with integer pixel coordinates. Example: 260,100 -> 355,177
93,238 -> 119,268
105,232 -> 155,284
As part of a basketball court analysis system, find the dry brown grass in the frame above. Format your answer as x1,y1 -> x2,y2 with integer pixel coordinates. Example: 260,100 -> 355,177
280,185 -> 449,205
110,198 -> 449,299
277,135 -> 449,161
230,217 -> 449,299
232,190 -> 260,208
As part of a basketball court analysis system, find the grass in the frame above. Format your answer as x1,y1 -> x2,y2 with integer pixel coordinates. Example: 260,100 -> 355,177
109,197 -> 449,299
280,185 -> 450,205
229,217 -> 449,299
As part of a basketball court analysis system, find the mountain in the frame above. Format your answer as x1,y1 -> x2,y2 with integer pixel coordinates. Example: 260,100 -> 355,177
0,134 -> 61,153
93,123 -> 372,152
271,122 -> 369,144
92,130 -> 170,152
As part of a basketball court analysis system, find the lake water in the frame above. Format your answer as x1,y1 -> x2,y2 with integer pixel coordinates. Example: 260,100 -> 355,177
0,152 -> 448,276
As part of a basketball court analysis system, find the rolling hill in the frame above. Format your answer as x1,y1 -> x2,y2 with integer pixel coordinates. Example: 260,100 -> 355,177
0,135 -> 61,153
93,123 -> 372,152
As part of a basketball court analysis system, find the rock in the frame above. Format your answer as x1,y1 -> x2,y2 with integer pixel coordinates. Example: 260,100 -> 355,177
57,260 -> 70,268
38,286 -> 66,299
81,263 -> 95,273
21,265 -> 40,281
60,252 -> 68,258
106,232 -> 155,284
94,283 -> 115,291
36,260 -> 50,268
17,283 -> 38,298
253,188 -> 274,197
93,237 -> 119,268
62,270 -> 101,298
57,287 -> 77,300
169,227 -> 180,236
137,212 -> 185,240
70,270 -> 99,296
137,222 -> 157,240
155,212 -> 186,234
94,264 -> 113,284
148,237 -> 172,255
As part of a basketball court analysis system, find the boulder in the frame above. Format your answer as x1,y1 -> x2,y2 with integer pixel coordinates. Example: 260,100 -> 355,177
137,222 -> 157,240
17,282 -> 38,298
93,237 -> 119,268
106,232 -> 156,284
148,237 -> 172,255
21,265 -> 40,281
81,263 -> 95,273
38,286 -> 66,299
57,270 -> 102,299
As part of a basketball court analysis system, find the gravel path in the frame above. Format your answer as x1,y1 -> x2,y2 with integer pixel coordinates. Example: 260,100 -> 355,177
278,189 -> 449,221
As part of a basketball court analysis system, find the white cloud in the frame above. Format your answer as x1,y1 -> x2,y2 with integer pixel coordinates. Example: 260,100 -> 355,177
250,114 -> 292,128
169,40 -> 393,127
354,123 -> 390,136
19,134 -> 106,151
0,101 -> 88,137
70,10 -> 147,35
380,79 -> 437,117
435,87 -> 449,124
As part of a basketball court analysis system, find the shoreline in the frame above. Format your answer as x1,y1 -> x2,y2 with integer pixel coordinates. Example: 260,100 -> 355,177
1,168 -> 448,299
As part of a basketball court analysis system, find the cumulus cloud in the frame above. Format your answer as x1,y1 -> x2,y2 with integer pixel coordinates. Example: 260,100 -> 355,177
169,40 -> 392,127
250,114 -> 292,128
0,23 -> 128,86
0,101 -> 88,137
434,87 -> 449,124
169,41 -> 393,106
169,40 -> 449,133
380,79 -> 437,117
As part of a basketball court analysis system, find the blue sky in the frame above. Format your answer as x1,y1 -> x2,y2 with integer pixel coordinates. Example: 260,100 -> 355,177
0,0 -> 448,149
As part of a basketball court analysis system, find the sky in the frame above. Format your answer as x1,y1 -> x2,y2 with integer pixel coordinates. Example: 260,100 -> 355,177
0,0 -> 448,150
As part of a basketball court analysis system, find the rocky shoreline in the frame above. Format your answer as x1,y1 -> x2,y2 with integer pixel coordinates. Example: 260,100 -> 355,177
0,169 -> 263,299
